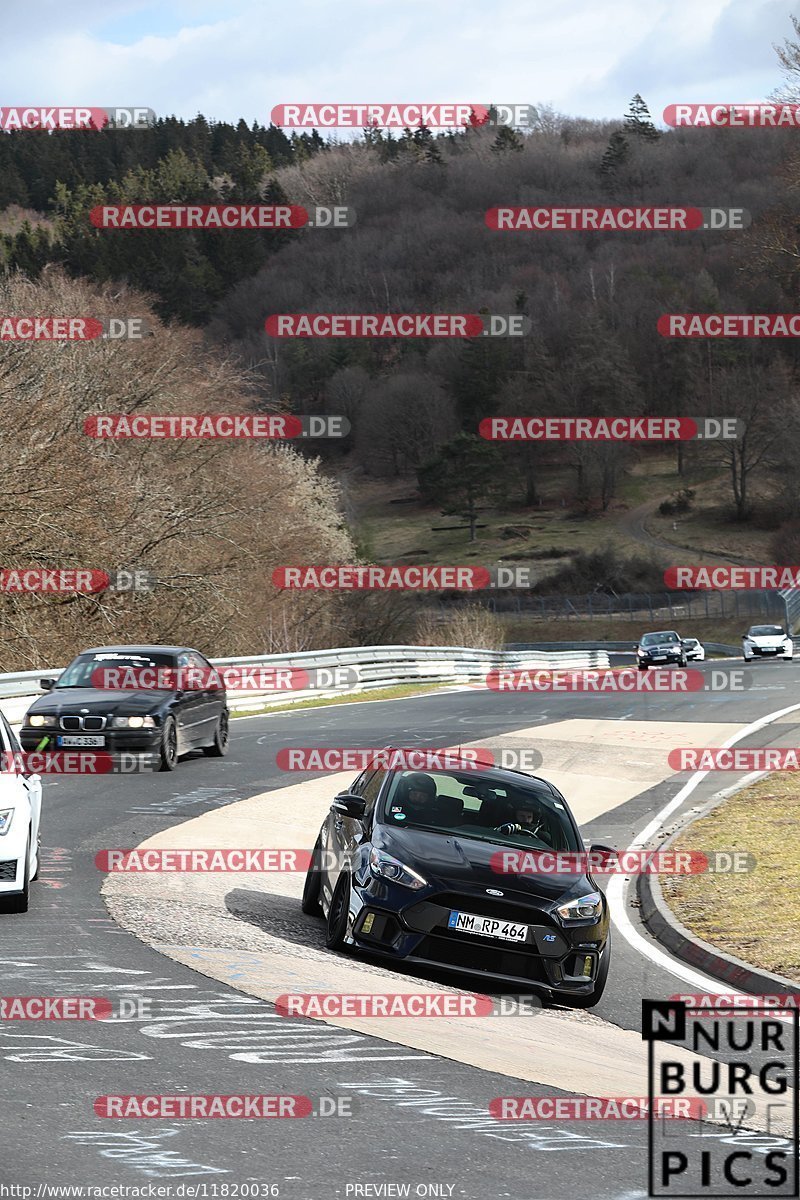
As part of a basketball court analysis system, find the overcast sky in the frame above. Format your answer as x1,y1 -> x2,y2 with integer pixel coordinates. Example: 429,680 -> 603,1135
2,0 -> 796,128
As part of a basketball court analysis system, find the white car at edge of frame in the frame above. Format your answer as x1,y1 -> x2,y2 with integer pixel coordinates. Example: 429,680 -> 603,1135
0,709 -> 42,913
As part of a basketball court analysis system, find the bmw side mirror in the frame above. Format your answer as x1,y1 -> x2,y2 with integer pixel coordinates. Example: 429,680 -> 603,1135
39,678 -> 56,690
332,793 -> 366,819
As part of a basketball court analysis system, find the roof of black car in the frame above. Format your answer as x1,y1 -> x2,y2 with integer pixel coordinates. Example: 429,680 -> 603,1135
78,644 -> 194,656
391,760 -> 560,796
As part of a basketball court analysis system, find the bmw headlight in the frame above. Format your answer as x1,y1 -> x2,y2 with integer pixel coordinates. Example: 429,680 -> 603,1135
556,891 -> 603,922
111,715 -> 156,729
0,809 -> 14,836
369,847 -> 427,890
28,714 -> 57,728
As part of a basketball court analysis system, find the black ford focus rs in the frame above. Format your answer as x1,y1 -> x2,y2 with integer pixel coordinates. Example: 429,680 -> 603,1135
20,644 -> 229,771
302,758 -> 611,1006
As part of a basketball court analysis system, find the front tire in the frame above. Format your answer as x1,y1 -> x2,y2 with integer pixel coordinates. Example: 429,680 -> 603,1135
203,710 -> 229,757
158,716 -> 179,771
301,838 -> 324,916
325,872 -> 351,950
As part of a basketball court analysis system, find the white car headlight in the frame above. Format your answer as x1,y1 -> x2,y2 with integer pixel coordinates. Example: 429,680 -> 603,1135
0,809 -> 14,836
369,847 -> 427,890
556,891 -> 603,921
28,714 -> 57,728
111,715 -> 156,729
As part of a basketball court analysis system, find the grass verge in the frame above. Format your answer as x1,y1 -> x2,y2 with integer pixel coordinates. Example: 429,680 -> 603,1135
663,774 -> 800,982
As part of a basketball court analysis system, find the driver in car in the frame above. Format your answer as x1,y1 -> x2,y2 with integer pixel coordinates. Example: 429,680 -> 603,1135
389,771 -> 437,822
496,802 -> 545,839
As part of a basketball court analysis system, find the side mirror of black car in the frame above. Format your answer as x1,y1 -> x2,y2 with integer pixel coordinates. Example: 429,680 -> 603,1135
39,678 -> 56,690
332,793 -> 366,819
590,843 -> 617,853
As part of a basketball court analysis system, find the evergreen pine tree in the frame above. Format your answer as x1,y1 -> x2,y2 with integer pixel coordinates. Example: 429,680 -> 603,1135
492,126 -> 524,153
623,94 -> 660,140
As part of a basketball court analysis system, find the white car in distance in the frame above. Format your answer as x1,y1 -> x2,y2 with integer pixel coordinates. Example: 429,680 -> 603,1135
681,638 -> 705,662
742,625 -> 794,663
0,710 -> 42,913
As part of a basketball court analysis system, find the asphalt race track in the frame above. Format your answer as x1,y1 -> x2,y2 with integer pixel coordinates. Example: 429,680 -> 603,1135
3,659 -> 798,1200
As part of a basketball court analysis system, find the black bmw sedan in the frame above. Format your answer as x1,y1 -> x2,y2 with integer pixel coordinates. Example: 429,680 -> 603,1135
20,644 -> 229,771
301,760 -> 611,1006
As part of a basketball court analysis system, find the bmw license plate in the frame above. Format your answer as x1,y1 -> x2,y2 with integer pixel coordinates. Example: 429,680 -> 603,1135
56,735 -> 105,747
448,910 -> 528,942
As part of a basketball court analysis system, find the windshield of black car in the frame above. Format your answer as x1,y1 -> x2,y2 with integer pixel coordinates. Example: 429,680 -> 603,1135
640,632 -> 678,646
55,652 -> 177,688
379,770 -> 581,851
749,626 -> 784,637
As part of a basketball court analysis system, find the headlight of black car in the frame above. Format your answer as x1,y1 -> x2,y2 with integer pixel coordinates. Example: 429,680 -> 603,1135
556,891 -> 603,922
369,847 -> 427,890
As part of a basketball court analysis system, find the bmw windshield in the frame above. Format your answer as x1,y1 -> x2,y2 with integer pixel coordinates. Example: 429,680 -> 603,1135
378,769 -> 582,852
55,651 -> 177,688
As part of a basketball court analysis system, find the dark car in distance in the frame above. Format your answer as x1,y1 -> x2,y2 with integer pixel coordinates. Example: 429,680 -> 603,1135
20,645 -> 229,771
301,759 -> 612,1007
635,630 -> 687,670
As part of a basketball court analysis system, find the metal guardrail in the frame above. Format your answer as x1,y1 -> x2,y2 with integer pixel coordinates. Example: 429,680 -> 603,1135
0,645 -> 612,724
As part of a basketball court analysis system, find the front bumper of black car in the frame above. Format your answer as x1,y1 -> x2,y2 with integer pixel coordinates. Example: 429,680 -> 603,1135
638,651 -> 683,666
347,882 -> 608,996
19,727 -> 162,754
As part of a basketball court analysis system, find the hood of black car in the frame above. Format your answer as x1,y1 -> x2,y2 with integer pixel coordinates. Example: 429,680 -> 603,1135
26,688 -> 164,718
374,824 -> 590,903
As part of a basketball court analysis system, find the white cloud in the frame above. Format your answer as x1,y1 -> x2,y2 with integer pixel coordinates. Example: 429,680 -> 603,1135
0,0 -> 793,125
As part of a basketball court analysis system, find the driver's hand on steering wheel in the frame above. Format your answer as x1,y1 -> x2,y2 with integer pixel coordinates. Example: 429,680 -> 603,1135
495,821 -> 543,838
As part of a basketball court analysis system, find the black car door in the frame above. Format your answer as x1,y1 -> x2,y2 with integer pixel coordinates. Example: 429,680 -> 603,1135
174,651 -> 206,749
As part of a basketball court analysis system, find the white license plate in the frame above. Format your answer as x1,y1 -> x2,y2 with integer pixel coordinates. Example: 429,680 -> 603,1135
447,910 -> 528,942
56,735 -> 105,747
651,655 -> 667,661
